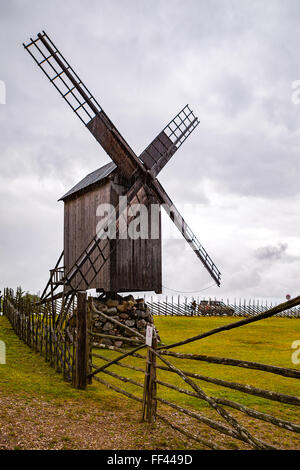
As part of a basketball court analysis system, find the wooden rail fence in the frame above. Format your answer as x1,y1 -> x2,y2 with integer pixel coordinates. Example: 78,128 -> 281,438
3,287 -> 89,387
88,295 -> 300,450
145,295 -> 300,317
3,288 -> 300,449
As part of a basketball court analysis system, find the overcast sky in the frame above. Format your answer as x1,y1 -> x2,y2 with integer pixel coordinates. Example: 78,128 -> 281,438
1,0 -> 300,302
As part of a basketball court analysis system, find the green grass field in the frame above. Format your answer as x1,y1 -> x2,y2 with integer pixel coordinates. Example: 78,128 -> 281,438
93,316 -> 300,416
156,316 -> 300,412
0,314 -> 299,449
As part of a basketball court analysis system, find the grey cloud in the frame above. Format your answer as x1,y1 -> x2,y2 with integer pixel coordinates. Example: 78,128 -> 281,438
212,74 -> 254,119
254,242 -> 288,261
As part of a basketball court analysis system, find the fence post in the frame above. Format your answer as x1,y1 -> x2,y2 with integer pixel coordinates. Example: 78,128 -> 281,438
86,296 -> 92,385
142,331 -> 157,423
74,291 -> 88,390
2,288 -> 6,316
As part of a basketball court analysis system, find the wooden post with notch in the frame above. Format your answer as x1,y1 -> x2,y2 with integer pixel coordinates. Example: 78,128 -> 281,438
142,326 -> 157,423
73,291 -> 88,389
86,296 -> 93,384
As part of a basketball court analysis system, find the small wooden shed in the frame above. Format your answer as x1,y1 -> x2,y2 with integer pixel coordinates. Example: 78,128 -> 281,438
59,162 -> 162,293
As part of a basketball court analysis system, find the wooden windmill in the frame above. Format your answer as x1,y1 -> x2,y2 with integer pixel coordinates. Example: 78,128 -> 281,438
23,31 -> 221,302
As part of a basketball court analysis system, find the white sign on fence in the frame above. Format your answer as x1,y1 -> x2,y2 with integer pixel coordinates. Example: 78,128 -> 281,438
146,325 -> 153,346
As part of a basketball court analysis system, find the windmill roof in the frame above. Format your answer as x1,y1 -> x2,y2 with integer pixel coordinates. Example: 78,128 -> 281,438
59,161 -> 117,201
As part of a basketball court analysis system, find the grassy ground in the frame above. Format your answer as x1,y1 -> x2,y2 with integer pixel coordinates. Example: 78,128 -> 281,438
0,315 -> 189,450
155,316 -> 300,413
0,314 -> 299,450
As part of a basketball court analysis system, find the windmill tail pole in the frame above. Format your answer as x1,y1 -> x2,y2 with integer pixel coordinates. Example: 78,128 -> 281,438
158,294 -> 300,351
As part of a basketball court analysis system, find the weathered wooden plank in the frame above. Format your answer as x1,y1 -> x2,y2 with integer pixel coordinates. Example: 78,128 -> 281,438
87,113 -> 140,179
139,131 -> 176,177
110,181 -> 162,293
64,181 -> 111,290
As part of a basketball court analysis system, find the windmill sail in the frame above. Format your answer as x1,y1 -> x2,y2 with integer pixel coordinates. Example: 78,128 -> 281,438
151,179 -> 221,286
140,105 -> 199,177
23,31 -> 143,179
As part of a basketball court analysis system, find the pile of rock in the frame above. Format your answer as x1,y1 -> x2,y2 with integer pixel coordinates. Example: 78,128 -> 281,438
91,294 -> 159,348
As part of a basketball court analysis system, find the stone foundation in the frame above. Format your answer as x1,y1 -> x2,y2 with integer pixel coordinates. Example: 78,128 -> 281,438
91,294 -> 159,348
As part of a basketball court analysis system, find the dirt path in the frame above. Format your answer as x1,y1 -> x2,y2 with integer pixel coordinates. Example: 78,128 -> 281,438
0,392 -> 191,450
0,316 -> 189,450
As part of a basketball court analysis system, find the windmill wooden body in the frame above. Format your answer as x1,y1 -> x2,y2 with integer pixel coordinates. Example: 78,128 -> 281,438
60,162 -> 162,293
23,31 -> 221,303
